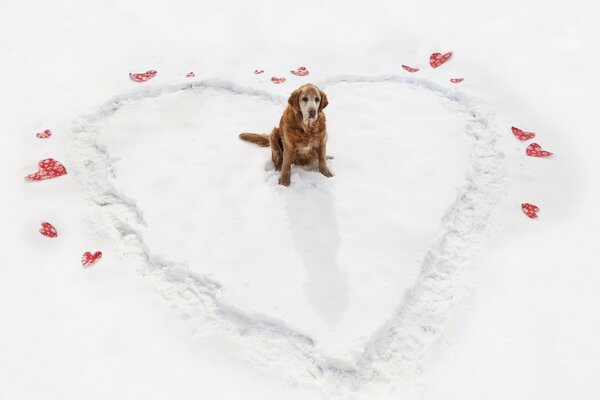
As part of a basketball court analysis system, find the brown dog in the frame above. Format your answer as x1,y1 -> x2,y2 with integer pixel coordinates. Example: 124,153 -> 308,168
239,84 -> 333,186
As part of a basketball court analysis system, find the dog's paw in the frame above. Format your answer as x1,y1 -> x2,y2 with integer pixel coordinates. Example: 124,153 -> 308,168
320,168 -> 333,178
278,175 -> 291,186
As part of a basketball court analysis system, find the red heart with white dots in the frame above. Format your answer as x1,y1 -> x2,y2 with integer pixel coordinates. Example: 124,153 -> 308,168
429,52 -> 453,68
186,71 -> 195,78
512,126 -> 535,141
82,251 -> 102,267
521,203 -> 540,219
271,77 -> 286,84
402,65 -> 419,73
290,66 -> 309,76
39,222 -> 58,238
25,158 -> 67,181
526,143 -> 553,157
129,70 -> 157,83
450,78 -> 464,83
254,69 -> 265,74
36,129 -> 52,139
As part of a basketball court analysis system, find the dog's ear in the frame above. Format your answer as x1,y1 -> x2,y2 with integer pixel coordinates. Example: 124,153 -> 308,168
318,89 -> 329,112
288,89 -> 300,112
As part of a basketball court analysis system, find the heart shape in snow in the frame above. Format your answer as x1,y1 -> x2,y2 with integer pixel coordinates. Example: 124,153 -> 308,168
270,76 -> 286,84
81,251 -> 102,267
129,70 -> 157,82
450,78 -> 464,83
36,129 -> 52,139
402,65 -> 420,73
526,142 -> 553,157
429,51 -> 453,68
25,158 -> 67,181
290,66 -> 309,76
512,126 -> 535,141
39,222 -> 58,238
522,203 -> 540,218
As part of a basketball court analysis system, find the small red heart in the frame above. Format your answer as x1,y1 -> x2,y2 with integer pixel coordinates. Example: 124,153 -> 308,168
526,143 -> 553,157
290,66 -> 310,76
521,203 -> 540,219
450,78 -> 464,83
82,251 -> 102,267
511,126 -> 536,141
25,158 -> 67,181
36,129 -> 52,139
402,65 -> 419,73
186,71 -> 195,78
254,69 -> 265,74
39,222 -> 58,238
429,51 -> 453,68
271,77 -> 286,84
129,70 -> 157,82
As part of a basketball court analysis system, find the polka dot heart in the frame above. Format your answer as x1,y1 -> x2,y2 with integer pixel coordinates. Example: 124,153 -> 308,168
186,72 -> 195,78
36,129 -> 52,139
254,69 -> 265,74
429,51 -> 453,68
526,143 -> 553,157
129,70 -> 157,83
81,251 -> 102,267
450,78 -> 464,83
39,222 -> 58,238
24,158 -> 67,181
271,77 -> 286,84
290,66 -> 309,76
512,126 -> 536,141
522,203 -> 540,219
402,65 -> 420,73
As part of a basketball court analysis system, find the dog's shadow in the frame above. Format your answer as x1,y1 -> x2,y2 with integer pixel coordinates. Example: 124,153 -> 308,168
280,172 -> 349,323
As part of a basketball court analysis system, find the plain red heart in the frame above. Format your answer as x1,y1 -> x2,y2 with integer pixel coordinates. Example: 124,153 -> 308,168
526,143 -> 553,157
186,71 -> 195,78
36,129 -> 52,139
402,65 -> 419,73
39,222 -> 58,238
512,126 -> 536,141
290,66 -> 309,76
254,69 -> 265,74
25,158 -> 67,181
82,251 -> 102,267
429,52 -> 453,68
129,70 -> 157,82
522,203 -> 540,219
271,77 -> 286,84
450,78 -> 464,83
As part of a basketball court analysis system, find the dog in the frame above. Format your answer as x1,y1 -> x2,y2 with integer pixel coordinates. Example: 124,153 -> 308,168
239,83 -> 333,186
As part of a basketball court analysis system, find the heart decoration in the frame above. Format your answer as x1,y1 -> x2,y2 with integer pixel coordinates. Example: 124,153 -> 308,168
402,65 -> 420,73
186,72 -> 195,78
526,143 -> 553,157
254,69 -> 265,74
521,203 -> 540,219
36,129 -> 52,139
39,222 -> 58,238
429,51 -> 453,68
450,78 -> 464,83
25,158 -> 67,181
129,70 -> 157,83
81,251 -> 102,267
290,66 -> 310,76
270,77 -> 286,84
511,126 -> 535,141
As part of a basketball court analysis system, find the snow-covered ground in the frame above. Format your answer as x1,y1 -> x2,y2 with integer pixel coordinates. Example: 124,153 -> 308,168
2,1 -> 600,399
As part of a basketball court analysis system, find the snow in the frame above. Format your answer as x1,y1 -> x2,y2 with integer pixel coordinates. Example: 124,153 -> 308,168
2,0 -> 600,399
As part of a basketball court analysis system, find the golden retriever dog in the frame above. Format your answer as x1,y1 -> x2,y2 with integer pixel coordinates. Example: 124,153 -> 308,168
239,83 -> 333,186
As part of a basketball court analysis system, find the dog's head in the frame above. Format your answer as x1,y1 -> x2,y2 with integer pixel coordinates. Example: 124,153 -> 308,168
288,84 -> 328,126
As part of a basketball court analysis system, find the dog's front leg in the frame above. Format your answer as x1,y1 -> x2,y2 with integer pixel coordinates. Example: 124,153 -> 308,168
318,142 -> 333,178
279,144 -> 294,186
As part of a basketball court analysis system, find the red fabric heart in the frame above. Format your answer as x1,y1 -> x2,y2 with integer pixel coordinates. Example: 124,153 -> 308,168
450,78 -> 464,83
254,69 -> 265,74
290,66 -> 309,76
129,70 -> 157,82
271,77 -> 286,84
522,203 -> 540,219
82,251 -> 102,267
511,126 -> 535,141
186,71 -> 195,78
402,65 -> 419,73
25,158 -> 67,181
36,129 -> 52,139
39,222 -> 58,238
429,52 -> 453,68
526,143 -> 553,157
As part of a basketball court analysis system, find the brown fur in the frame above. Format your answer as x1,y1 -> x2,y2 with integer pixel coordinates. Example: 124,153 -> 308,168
239,84 -> 332,186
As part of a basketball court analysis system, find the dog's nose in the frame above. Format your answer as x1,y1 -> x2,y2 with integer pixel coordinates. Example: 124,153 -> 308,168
308,109 -> 316,118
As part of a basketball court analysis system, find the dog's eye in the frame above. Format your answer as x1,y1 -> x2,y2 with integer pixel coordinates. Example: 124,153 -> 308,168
302,97 -> 308,102
315,98 -> 320,102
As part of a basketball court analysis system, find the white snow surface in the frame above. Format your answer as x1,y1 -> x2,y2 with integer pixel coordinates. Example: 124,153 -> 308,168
2,1 -> 600,399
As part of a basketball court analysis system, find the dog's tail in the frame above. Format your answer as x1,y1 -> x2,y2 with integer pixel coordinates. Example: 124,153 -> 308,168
239,133 -> 270,147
